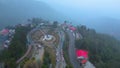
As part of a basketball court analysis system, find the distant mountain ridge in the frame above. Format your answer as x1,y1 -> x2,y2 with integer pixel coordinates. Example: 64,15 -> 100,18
85,18 -> 120,40
0,0 -> 66,29
0,0 -> 120,40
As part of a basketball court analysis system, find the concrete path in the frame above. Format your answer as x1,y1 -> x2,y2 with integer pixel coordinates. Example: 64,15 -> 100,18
85,61 -> 95,68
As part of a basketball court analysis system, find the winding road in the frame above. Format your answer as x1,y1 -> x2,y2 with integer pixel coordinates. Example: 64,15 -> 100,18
67,30 -> 95,68
67,30 -> 81,68
56,31 -> 66,68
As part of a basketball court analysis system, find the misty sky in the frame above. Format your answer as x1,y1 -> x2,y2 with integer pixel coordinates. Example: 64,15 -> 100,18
37,0 -> 120,39
0,0 -> 120,39
37,0 -> 120,20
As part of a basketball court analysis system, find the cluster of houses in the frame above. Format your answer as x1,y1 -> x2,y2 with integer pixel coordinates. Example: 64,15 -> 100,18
0,28 -> 15,48
0,20 -> 44,49
61,22 -> 82,40
61,22 -> 76,32
0,21 -> 41,49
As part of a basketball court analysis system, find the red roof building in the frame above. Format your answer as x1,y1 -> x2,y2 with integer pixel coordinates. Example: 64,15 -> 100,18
76,49 -> 88,59
69,26 -> 76,31
0,29 -> 9,35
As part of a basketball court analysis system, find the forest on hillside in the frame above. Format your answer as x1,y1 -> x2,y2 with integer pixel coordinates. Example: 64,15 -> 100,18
0,25 -> 32,68
75,25 -> 120,68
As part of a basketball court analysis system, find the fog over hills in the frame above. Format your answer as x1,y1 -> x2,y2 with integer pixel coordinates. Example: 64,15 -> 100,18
0,0 -> 120,40
0,0 -> 67,29
81,18 -> 120,40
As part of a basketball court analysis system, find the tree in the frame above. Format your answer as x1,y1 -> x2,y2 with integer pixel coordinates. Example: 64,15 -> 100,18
75,25 -> 120,68
53,21 -> 58,28
1,26 -> 32,68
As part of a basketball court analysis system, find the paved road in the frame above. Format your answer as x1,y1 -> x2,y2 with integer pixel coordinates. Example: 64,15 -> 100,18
16,45 -> 32,64
16,27 -> 38,64
67,30 -> 95,68
56,31 -> 66,68
67,30 -> 81,68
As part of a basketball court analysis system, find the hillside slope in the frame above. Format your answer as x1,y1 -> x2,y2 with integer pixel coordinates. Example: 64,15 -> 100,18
78,18 -> 120,40
75,25 -> 120,68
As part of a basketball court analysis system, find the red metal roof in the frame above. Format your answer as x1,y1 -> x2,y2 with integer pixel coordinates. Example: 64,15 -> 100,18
81,59 -> 87,64
76,49 -> 88,59
1,29 -> 9,35
69,26 -> 76,31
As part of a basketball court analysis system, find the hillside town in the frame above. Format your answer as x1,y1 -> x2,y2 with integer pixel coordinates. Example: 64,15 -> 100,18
0,19 -> 95,68
0,18 -> 120,68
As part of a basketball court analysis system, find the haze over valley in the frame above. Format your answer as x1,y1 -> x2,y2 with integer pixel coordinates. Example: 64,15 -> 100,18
1,0 -> 120,68
0,0 -> 120,39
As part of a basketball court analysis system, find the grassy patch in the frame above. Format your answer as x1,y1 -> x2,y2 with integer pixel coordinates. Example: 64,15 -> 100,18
42,46 -> 56,68
46,47 -> 56,68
